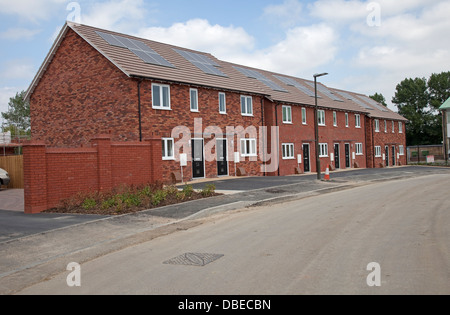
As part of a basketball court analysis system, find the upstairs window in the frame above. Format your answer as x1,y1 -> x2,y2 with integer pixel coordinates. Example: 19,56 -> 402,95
241,96 -> 253,116
219,93 -> 226,114
190,89 -> 199,112
152,84 -> 171,110
302,108 -> 307,125
318,110 -> 326,126
355,114 -> 361,128
282,106 -> 292,124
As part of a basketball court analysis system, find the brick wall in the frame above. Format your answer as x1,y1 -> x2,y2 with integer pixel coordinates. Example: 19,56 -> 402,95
23,135 -> 162,214
365,118 -> 407,168
267,102 -> 367,176
30,29 -> 266,181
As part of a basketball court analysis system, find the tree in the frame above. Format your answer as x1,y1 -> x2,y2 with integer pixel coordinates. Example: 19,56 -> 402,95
369,93 -> 387,107
392,77 -> 441,146
428,71 -> 450,110
1,90 -> 30,134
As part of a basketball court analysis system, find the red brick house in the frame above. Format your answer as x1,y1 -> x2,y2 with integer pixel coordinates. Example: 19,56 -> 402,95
25,22 -> 407,184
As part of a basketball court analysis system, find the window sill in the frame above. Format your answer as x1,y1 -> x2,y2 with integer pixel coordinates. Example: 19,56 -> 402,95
153,107 -> 172,111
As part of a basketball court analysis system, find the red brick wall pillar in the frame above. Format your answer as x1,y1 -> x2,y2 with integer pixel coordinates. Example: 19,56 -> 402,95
23,141 -> 48,214
91,135 -> 113,192
145,138 -> 162,183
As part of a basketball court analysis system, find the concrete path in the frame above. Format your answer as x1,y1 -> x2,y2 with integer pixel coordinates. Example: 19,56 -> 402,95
17,174 -> 450,295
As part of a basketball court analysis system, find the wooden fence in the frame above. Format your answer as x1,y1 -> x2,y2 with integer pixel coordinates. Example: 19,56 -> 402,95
0,155 -> 24,189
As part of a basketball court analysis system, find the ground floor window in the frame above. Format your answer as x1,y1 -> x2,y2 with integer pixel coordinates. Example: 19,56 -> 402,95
162,138 -> 174,160
356,143 -> 364,155
319,143 -> 328,157
282,143 -> 295,159
241,138 -> 257,157
375,146 -> 382,157
399,145 -> 405,156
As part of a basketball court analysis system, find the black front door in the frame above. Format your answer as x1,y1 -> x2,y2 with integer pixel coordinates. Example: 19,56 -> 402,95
345,144 -> 350,168
334,144 -> 340,169
192,139 -> 205,178
385,146 -> 389,167
303,144 -> 310,173
217,139 -> 228,176
392,146 -> 396,166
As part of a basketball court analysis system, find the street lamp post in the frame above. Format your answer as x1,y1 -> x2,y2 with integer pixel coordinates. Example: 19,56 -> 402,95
314,73 -> 329,180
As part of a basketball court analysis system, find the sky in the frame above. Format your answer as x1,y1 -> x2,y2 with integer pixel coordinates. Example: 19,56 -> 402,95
0,0 -> 449,118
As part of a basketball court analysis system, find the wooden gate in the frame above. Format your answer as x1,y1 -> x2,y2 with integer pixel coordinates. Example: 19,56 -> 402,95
0,155 -> 24,189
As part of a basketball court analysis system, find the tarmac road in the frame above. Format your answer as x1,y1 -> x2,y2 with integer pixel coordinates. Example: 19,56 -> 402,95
17,173 -> 450,295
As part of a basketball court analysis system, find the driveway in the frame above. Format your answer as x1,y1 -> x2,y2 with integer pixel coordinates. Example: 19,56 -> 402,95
1,166 -> 448,243
0,189 -> 108,243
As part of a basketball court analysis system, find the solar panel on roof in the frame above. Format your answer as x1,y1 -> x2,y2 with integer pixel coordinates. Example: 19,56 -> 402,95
233,67 -> 288,92
304,82 -> 344,102
356,95 -> 389,112
274,75 -> 316,97
173,49 -> 227,77
96,31 -> 175,68
96,31 -> 127,48
334,90 -> 374,110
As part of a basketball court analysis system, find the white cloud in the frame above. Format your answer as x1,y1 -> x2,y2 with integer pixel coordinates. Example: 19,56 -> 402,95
136,19 -> 256,61
262,0 -> 304,28
0,87 -> 18,117
240,24 -> 338,76
80,0 -> 151,33
0,0 -> 67,22
309,0 -> 367,23
1,60 -> 35,81
137,19 -> 337,77
0,28 -> 41,40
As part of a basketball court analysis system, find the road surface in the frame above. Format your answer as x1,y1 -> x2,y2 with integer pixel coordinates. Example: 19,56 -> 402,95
18,174 -> 450,295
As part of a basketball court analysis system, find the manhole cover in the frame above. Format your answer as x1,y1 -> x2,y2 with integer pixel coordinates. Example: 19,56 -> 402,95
163,253 -> 224,267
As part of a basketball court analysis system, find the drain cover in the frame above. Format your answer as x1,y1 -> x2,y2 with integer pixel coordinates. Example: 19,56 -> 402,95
163,253 -> 224,267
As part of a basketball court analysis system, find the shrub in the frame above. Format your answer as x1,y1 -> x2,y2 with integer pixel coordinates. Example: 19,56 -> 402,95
82,198 -> 97,210
182,185 -> 194,198
201,184 -> 216,197
152,190 -> 168,206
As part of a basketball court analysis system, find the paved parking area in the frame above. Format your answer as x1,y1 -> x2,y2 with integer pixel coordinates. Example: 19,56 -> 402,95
0,189 -> 107,243
0,189 -> 24,212
1,166 -> 449,243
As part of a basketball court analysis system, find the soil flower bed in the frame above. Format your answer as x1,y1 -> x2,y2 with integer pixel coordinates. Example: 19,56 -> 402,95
44,183 -> 220,216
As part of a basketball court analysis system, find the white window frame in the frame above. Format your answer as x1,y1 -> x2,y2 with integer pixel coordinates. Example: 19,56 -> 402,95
392,121 -> 395,133
152,84 -> 171,110
384,120 -> 387,133
219,92 -> 227,114
241,95 -> 253,116
399,122 -> 403,133
375,119 -> 380,132
302,108 -> 307,125
162,138 -> 175,160
399,145 -> 405,156
190,88 -> 199,112
345,113 -> 349,127
282,106 -> 292,124
333,111 -> 337,127
356,143 -> 364,155
355,114 -> 361,128
282,143 -> 295,160
241,138 -> 257,157
318,110 -> 326,126
375,146 -> 382,157
319,143 -> 328,157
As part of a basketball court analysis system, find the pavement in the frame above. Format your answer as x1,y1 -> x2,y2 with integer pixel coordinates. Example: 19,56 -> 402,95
1,165 -> 450,294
